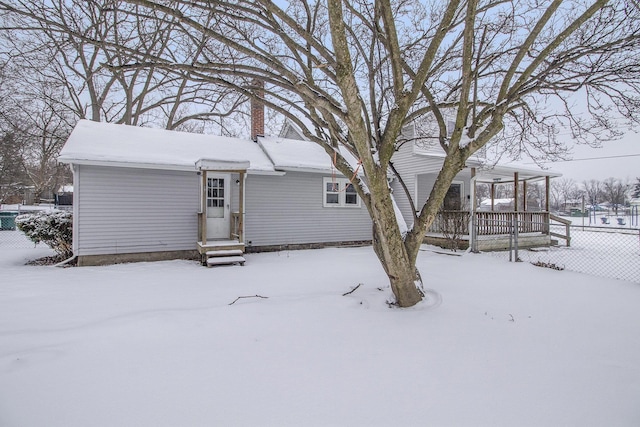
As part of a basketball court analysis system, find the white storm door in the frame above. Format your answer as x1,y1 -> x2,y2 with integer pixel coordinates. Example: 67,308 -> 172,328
206,173 -> 230,239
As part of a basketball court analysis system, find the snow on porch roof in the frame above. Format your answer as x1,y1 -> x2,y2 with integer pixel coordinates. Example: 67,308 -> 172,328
58,120 -> 276,174
258,135 -> 361,174
476,162 -> 562,183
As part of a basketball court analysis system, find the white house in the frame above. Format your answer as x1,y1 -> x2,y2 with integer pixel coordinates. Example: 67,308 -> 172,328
59,112 -> 561,266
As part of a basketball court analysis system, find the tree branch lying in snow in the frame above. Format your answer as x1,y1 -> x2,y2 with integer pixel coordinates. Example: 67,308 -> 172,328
228,295 -> 269,306
342,283 -> 363,296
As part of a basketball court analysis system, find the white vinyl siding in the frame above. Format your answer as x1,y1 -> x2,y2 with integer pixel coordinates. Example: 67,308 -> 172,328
230,173 -> 241,212
74,167 -> 371,255
244,172 -> 371,247
75,165 -> 199,256
391,140 -> 476,223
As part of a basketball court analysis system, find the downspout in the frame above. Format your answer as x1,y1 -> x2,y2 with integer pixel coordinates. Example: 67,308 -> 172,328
54,254 -> 77,267
242,171 -> 247,246
64,163 -> 80,266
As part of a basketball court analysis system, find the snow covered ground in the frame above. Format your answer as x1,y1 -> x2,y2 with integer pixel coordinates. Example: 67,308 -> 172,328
556,213 -> 640,229
1,237 -> 640,426
497,224 -> 640,283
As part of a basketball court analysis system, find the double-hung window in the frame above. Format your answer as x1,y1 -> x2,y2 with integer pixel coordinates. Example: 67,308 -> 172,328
323,177 -> 360,207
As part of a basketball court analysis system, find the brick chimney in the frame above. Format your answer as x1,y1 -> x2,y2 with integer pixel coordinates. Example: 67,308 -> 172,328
250,79 -> 264,141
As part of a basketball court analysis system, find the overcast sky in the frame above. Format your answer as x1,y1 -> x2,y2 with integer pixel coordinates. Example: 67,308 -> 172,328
521,127 -> 640,183
531,130 -> 638,183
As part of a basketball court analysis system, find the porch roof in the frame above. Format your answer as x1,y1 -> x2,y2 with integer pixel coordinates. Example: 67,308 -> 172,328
475,162 -> 562,183
59,120 -> 277,174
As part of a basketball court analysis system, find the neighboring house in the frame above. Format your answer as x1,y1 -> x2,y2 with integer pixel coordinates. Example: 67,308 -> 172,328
60,111 -> 561,266
55,185 -> 73,207
479,198 -> 514,211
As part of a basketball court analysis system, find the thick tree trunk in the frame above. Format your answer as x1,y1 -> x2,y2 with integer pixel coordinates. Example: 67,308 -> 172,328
368,176 -> 424,308
372,222 -> 424,307
368,152 -> 468,307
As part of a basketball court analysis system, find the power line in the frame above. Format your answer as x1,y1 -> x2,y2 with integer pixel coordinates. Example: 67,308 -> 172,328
550,153 -> 640,162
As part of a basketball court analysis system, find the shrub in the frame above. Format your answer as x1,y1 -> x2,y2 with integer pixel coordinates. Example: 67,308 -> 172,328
16,211 -> 73,258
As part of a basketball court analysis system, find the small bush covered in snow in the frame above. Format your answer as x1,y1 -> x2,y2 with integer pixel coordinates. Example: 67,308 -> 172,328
16,211 -> 73,257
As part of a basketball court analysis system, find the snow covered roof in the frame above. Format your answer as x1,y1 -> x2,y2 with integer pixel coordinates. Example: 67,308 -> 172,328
258,136 -> 361,174
59,120 -> 557,182
476,162 -> 562,182
58,120 -> 276,174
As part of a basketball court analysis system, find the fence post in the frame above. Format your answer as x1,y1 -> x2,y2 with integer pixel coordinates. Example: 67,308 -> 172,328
471,213 -> 478,253
513,216 -> 519,262
509,219 -> 513,262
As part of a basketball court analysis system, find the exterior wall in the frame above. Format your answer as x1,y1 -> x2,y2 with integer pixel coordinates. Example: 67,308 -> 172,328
415,169 -> 472,209
74,165 -> 200,257
74,166 -> 371,262
423,233 -> 551,251
244,171 -> 372,247
230,172 -> 240,212
475,234 -> 551,251
390,139 -> 476,226
389,142 -> 445,228
78,250 -> 200,267
281,124 -> 305,140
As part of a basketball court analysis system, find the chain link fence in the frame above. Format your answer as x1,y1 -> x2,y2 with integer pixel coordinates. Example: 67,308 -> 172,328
0,228 -> 40,249
483,219 -> 640,283
4,207 -> 640,283
0,207 -> 55,249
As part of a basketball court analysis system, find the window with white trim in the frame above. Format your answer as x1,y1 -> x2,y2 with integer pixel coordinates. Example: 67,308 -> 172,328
323,177 -> 361,207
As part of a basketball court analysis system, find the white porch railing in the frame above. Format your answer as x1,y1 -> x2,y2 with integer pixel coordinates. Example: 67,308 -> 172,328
428,211 -> 551,235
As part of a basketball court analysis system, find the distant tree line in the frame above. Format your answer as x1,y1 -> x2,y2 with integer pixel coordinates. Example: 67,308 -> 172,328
0,0 -> 257,204
550,177 -> 638,214
474,176 -> 638,215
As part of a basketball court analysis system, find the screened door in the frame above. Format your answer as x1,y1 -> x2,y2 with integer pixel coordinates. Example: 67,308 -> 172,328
206,173 -> 230,239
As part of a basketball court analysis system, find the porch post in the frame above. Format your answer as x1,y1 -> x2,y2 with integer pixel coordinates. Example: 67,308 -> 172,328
470,168 -> 477,252
470,168 -> 476,209
545,176 -> 550,212
513,172 -> 519,212
491,183 -> 495,211
201,171 -> 207,246
523,180 -> 528,212
238,171 -> 245,243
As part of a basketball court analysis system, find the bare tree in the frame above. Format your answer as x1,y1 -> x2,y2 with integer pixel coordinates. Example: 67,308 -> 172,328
525,182 -> 547,211
475,182 -> 490,208
602,177 -> 630,215
582,179 -> 604,206
0,130 -> 27,203
5,0 -> 636,306
110,0 -> 639,307
0,0 -> 247,132
552,178 -> 581,212
1,83 -> 74,203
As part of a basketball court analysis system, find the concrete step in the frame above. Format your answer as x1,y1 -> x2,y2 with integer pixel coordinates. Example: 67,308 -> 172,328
206,255 -> 246,267
206,249 -> 244,257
